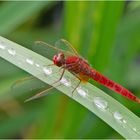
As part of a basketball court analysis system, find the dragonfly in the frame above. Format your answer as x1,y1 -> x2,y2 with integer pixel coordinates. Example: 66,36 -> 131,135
25,39 -> 140,103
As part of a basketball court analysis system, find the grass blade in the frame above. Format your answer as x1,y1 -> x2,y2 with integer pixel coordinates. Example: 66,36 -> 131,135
0,36 -> 140,139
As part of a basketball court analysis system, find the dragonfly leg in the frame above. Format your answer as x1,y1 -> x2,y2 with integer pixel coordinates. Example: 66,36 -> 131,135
25,67 -> 67,102
11,75 -> 37,90
25,69 -> 66,102
43,63 -> 55,67
51,68 -> 66,85
59,63 -> 82,96
11,63 -> 56,90
12,63 -> 63,90
25,82 -> 62,102
72,79 -> 81,96
70,73 -> 81,96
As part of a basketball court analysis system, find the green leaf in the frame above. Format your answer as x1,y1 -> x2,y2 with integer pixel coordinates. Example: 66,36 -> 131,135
0,36 -> 140,139
0,1 -> 51,35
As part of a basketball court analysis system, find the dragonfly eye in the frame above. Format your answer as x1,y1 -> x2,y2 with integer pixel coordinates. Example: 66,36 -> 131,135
53,55 -> 58,65
53,53 -> 65,67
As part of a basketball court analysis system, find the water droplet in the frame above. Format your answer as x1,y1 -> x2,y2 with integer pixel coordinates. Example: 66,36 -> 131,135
76,86 -> 88,97
8,48 -> 16,56
35,63 -> 40,67
43,67 -> 52,75
122,119 -> 127,124
113,111 -> 123,121
26,58 -> 34,65
93,97 -> 108,111
60,77 -> 71,87
0,44 -> 6,50
133,127 -> 137,132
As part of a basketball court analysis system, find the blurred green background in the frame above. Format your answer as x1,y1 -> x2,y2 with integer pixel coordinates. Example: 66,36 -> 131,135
0,1 -> 140,139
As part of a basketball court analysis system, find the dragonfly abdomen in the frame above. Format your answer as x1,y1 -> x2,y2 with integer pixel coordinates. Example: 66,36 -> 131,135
90,69 -> 140,103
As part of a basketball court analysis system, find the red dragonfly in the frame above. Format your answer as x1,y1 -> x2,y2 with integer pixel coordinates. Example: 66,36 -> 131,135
26,39 -> 140,103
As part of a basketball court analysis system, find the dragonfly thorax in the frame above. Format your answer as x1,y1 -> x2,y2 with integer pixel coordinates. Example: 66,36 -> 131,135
53,52 -> 65,67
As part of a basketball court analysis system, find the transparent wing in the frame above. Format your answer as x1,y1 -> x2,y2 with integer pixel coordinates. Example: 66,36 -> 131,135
55,39 -> 89,64
32,41 -> 62,61
55,39 -> 79,56
25,84 -> 61,102
24,72 -> 81,102
33,39 -> 78,61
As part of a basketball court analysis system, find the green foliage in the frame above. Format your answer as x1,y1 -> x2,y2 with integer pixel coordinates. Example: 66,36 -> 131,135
0,1 -> 140,139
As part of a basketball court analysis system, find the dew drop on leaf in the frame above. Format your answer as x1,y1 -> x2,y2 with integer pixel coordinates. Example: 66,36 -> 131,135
76,86 -> 88,97
43,67 -> 52,75
60,77 -> 71,87
26,58 -> 34,65
93,97 -> 108,111
8,48 -> 16,56
0,43 -> 6,50
113,111 -> 123,121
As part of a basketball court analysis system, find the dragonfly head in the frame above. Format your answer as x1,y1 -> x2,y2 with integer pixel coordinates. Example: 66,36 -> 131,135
53,52 -> 65,67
